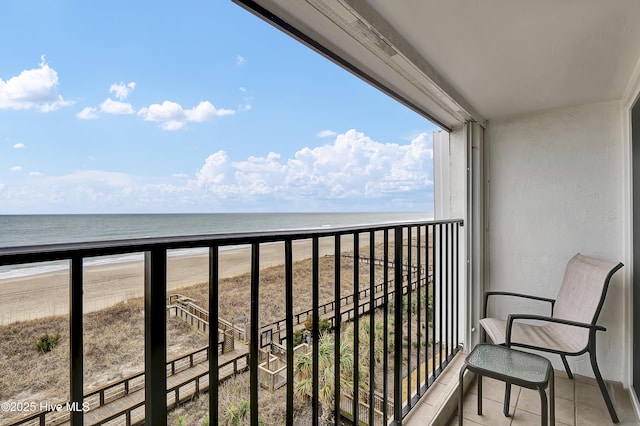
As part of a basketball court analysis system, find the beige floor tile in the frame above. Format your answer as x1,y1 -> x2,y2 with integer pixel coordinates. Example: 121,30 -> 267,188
575,400 -> 617,425
405,401 -> 437,425
460,391 -> 512,426
406,360 -> 640,426
517,387 -> 575,426
448,415 -> 484,425
437,364 -> 463,386
609,383 -> 638,425
510,408 -> 543,426
554,375 -> 575,401
466,376 -> 520,408
575,381 -> 610,411
510,406 -> 573,426
422,381 -> 453,407
450,415 -> 484,425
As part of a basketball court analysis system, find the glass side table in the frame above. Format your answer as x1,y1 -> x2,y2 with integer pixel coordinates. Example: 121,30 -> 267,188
458,343 -> 554,426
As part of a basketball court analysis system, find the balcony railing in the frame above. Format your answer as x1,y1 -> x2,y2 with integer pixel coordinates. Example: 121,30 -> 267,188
0,218 -> 463,426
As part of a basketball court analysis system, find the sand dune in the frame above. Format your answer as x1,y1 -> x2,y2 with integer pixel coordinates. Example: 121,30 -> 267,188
0,237 -> 349,324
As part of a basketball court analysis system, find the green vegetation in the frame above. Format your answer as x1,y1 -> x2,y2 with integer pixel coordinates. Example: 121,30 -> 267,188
35,333 -> 61,353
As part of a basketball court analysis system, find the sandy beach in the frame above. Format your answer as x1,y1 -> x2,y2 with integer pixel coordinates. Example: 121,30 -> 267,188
0,237 -> 353,324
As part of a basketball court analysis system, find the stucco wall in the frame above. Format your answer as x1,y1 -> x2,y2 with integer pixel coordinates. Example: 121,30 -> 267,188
485,101 -> 626,382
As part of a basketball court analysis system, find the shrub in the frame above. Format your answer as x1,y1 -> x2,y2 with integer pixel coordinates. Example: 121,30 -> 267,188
293,329 -> 306,346
223,400 -> 250,425
303,316 -> 331,336
35,333 -> 61,353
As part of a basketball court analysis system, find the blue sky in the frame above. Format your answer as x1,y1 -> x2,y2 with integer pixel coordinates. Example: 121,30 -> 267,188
0,1 -> 440,214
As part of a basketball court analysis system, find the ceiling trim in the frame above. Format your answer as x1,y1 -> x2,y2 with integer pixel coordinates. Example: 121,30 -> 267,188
338,0 -> 485,126
233,0 -> 486,131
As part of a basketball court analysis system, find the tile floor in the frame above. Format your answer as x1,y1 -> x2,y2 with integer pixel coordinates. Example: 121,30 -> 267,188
403,353 -> 640,426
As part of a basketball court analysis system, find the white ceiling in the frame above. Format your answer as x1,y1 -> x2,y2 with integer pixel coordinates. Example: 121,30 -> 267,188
365,0 -> 640,120
237,0 -> 640,128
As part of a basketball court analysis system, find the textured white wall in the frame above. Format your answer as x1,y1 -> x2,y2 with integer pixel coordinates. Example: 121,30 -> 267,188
485,101 -> 627,382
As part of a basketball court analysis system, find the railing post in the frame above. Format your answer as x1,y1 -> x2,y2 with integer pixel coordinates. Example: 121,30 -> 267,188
69,256 -> 83,426
285,239 -> 294,425
145,248 -> 167,426
416,225 -> 422,393
250,242 -> 260,426
209,244 -> 220,426
406,225 -> 413,407
333,235 -> 341,425
352,232 -> 360,423
394,226 -> 403,422
455,222 -> 460,349
444,223 -> 450,361
312,236 -> 320,426
368,231 -> 375,426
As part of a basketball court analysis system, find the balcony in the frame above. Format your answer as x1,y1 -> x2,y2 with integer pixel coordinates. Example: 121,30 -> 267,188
0,218 -> 463,426
404,361 -> 639,425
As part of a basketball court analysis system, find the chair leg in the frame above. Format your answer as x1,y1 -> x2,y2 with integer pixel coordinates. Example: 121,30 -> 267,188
589,349 -> 619,423
560,354 -> 573,379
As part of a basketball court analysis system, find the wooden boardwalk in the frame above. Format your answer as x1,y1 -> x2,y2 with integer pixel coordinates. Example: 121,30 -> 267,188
84,347 -> 248,426
13,260 -> 428,426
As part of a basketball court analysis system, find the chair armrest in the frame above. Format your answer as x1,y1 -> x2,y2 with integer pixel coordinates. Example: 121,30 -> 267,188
483,291 -> 555,319
505,313 -> 606,345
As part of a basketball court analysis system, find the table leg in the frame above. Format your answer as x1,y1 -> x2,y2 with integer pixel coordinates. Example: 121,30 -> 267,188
550,369 -> 555,426
459,365 -> 467,426
538,386 -> 548,426
504,383 -> 511,417
478,374 -> 483,415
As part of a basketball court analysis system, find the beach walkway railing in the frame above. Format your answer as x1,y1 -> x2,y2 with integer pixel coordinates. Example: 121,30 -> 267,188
0,218 -> 463,426
10,346 -> 249,426
167,296 -> 236,353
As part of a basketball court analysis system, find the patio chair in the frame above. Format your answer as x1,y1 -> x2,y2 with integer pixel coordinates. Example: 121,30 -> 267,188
480,253 -> 624,423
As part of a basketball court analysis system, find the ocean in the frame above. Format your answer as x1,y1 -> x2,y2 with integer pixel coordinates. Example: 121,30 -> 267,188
0,212 -> 432,279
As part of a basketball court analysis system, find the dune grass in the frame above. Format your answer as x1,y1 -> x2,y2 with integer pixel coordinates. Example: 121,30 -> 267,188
0,252 -> 382,424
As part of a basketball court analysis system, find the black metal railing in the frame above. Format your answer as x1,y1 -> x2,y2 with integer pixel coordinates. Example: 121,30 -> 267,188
0,218 -> 463,426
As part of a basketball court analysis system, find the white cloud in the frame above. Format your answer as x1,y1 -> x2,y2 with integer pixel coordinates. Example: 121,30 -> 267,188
0,57 -> 72,111
76,81 -> 234,129
196,151 -> 229,187
0,169 -> 199,213
138,100 -> 235,131
109,82 -> 136,100
196,129 -> 433,204
29,171 -> 43,177
13,143 -> 26,149
77,107 -> 99,120
0,130 -> 434,213
236,54 -> 246,66
186,101 -> 233,122
317,129 -> 337,138
100,98 -> 135,115
10,166 -> 23,172
0,183 -> 5,191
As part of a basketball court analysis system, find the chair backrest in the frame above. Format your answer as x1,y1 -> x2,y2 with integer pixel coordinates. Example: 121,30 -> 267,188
553,253 -> 623,325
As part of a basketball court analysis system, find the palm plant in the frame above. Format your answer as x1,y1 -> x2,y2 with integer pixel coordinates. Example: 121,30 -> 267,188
293,333 -> 354,425
294,315 -> 391,424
